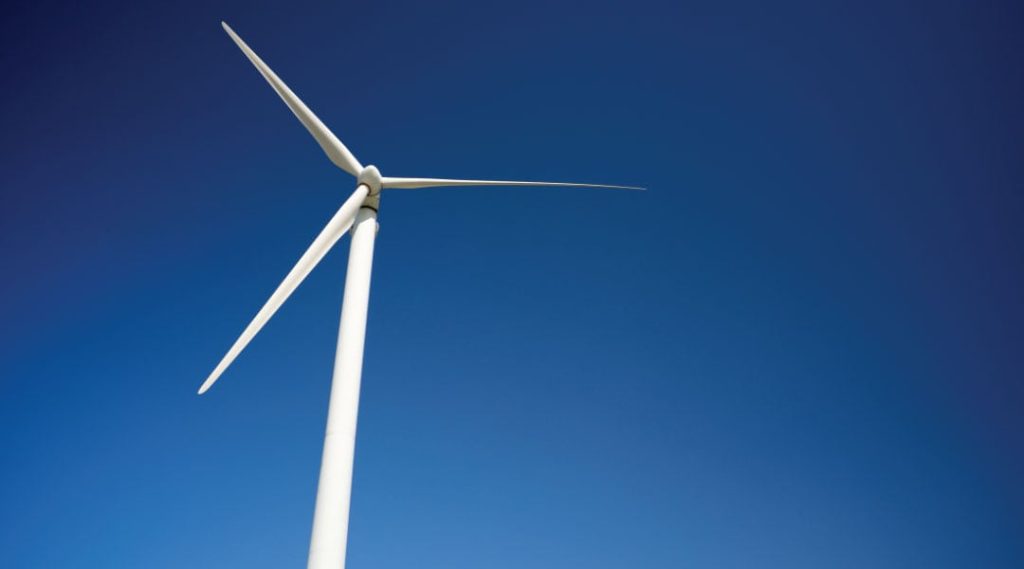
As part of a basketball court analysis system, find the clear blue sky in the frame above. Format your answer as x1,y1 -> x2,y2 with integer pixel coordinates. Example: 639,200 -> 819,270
1,1 -> 1022,567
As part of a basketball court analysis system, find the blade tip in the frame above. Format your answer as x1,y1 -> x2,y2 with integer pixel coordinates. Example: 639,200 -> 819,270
197,375 -> 217,395
221,21 -> 239,41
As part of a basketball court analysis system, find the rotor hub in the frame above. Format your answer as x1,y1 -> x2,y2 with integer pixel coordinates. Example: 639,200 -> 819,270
357,165 -> 383,196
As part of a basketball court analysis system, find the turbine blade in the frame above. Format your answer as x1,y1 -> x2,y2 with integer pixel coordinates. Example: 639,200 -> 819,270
380,176 -> 644,191
198,184 -> 371,395
222,22 -> 363,177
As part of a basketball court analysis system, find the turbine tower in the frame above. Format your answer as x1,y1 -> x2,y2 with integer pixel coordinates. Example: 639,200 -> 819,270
200,22 -> 643,569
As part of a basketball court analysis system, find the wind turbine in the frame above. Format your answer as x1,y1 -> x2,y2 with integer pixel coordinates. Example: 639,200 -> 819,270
200,22 -> 643,569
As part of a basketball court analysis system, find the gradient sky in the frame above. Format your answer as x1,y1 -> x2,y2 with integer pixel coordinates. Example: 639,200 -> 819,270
2,1 -> 1022,567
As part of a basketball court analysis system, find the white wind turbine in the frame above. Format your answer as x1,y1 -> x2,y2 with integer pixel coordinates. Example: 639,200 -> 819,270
200,22 -> 643,569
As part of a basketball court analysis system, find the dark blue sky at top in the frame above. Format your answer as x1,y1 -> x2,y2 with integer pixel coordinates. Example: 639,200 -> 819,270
1,0 -> 1022,567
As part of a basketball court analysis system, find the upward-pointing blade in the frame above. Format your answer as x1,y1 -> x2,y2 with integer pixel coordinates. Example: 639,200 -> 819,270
222,22 -> 363,177
380,176 -> 644,191
197,185 -> 371,395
